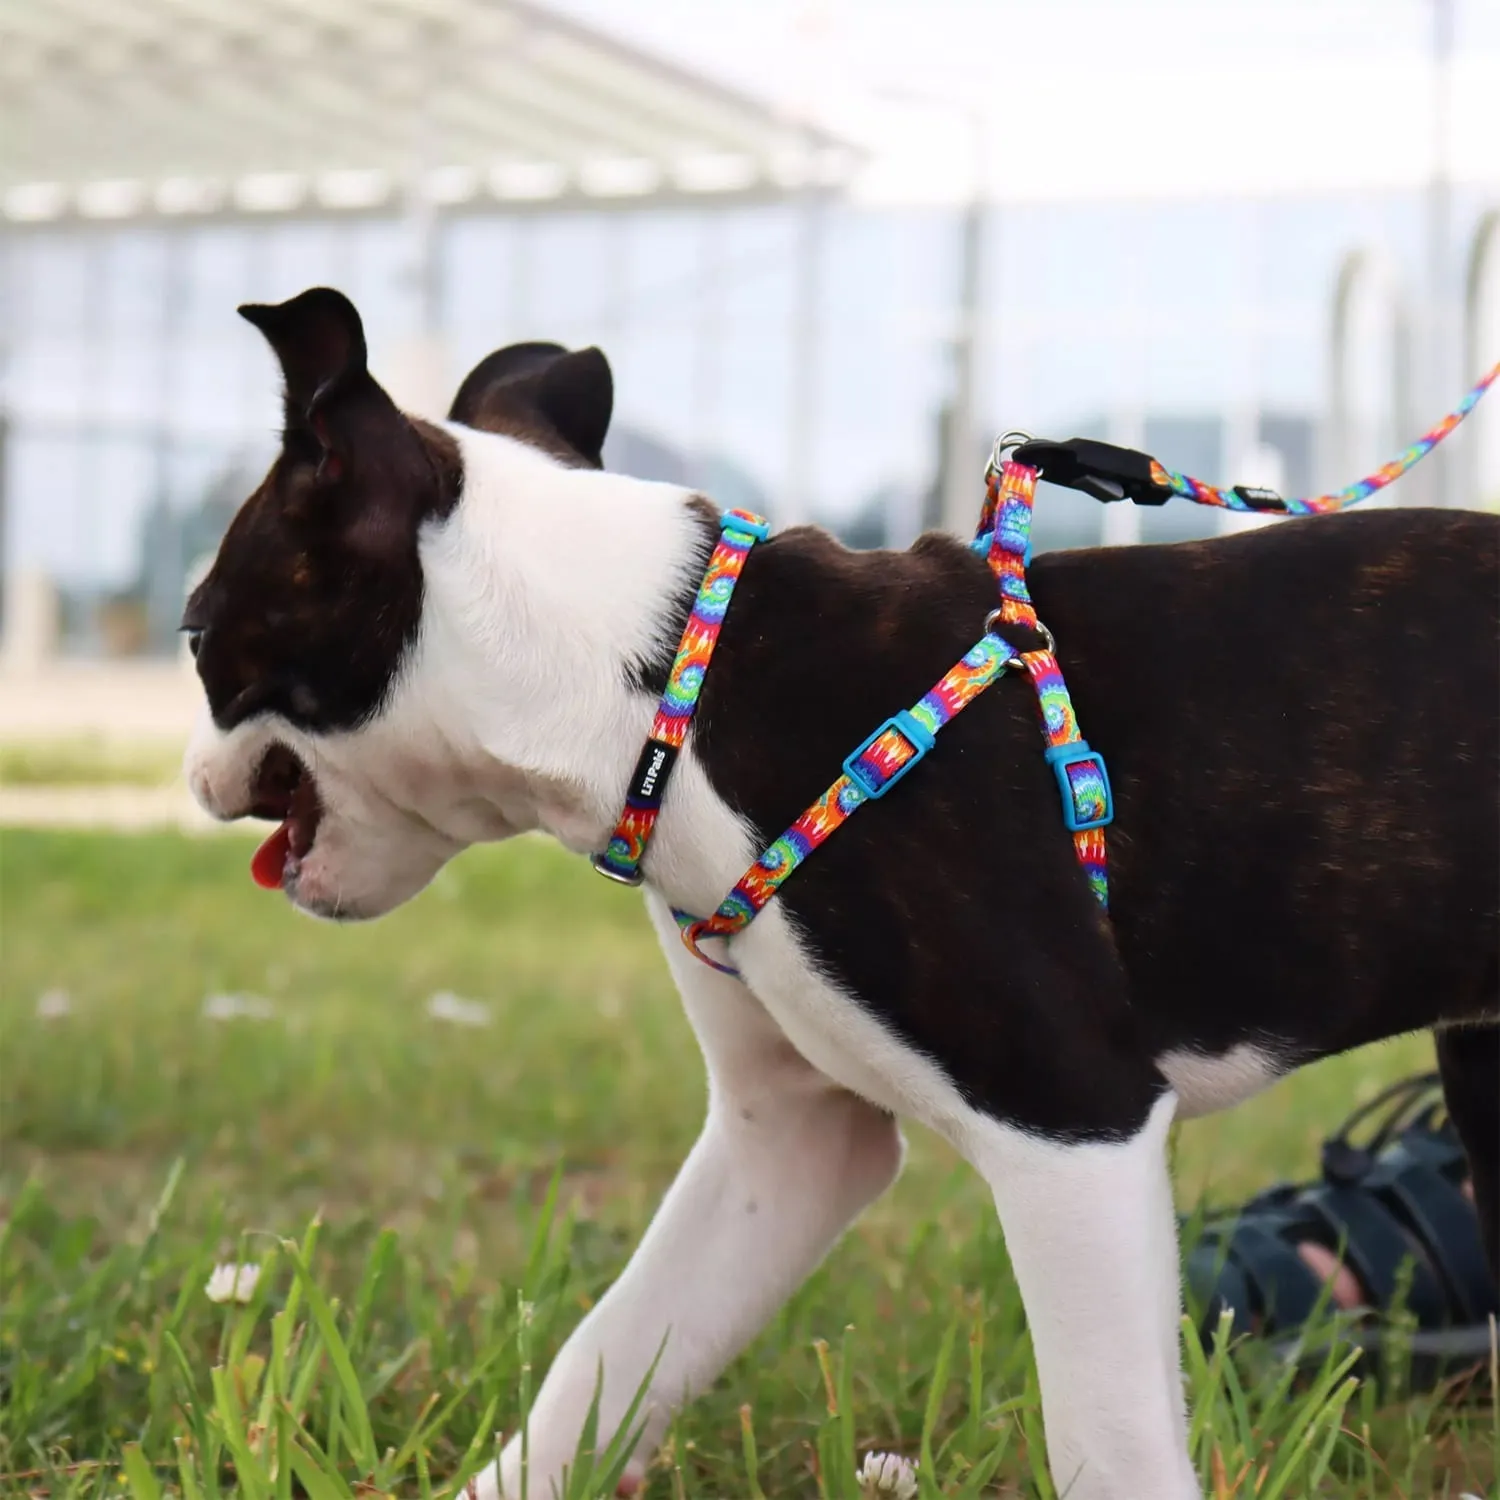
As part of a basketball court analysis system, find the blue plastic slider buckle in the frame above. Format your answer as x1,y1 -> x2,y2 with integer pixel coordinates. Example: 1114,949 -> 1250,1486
1043,741 -> 1114,832
721,510 -> 770,541
842,710 -> 936,800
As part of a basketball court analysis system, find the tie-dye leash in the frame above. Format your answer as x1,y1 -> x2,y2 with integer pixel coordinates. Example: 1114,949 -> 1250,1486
596,474 -> 1110,975
1013,358 -> 1500,516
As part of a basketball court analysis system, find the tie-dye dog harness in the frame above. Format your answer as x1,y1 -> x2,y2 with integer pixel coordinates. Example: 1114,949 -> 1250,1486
597,360 -> 1500,974
593,454 -> 1110,975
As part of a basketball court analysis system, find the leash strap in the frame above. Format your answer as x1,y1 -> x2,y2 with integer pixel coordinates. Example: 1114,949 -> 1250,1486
1013,358 -> 1500,516
593,508 -> 769,885
676,632 -> 1022,973
1150,357 -> 1499,514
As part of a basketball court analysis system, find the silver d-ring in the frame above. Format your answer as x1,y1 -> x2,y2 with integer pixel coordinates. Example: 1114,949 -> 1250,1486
986,429 -> 1033,478
982,610 -> 1057,658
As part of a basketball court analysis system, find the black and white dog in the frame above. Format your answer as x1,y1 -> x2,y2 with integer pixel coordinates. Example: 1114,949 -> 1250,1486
184,288 -> 1498,1500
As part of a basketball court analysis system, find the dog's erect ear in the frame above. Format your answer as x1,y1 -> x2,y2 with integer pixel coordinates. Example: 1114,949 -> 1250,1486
451,342 -> 570,408
239,287 -> 367,414
239,287 -> 403,473
237,287 -> 454,554
449,342 -> 613,467
243,283 -> 369,405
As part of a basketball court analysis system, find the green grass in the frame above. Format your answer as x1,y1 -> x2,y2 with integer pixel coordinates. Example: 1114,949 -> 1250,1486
0,739 -> 185,790
1,831 -> 1492,1498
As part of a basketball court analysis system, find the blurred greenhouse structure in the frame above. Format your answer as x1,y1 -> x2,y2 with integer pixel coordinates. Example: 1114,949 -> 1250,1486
1,0 -> 1497,666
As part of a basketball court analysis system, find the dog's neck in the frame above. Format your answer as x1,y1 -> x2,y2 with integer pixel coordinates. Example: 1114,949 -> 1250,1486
413,424 -> 710,857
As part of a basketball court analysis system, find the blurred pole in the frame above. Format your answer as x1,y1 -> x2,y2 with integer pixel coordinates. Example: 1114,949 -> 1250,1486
785,185 -> 826,526
237,225 -> 267,417
870,90 -> 990,537
385,19 -> 449,420
1218,200 -> 1276,535
1328,248 -> 1410,504
939,110 -> 989,536
1463,213 -> 1499,507
384,174 -> 449,418
511,217 -> 535,340
81,232 -> 109,649
409,182 -> 442,338
602,213 -> 632,366
940,144 -> 987,534
1326,251 -> 1361,492
1104,204 -> 1144,547
147,230 -> 188,650
1394,295 -> 1418,493
691,210 -> 726,491
1424,0 -> 1454,505
783,0 -> 826,528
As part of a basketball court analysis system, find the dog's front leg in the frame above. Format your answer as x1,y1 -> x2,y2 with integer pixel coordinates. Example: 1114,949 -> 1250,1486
475,918 -> 903,1499
966,1090 -> 1199,1500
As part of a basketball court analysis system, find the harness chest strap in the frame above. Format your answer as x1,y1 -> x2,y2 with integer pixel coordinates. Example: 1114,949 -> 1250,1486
596,469 -> 1112,974
676,630 -> 1029,974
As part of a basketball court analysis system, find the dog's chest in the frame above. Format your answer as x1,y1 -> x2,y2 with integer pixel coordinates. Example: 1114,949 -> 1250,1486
733,910 -> 979,1126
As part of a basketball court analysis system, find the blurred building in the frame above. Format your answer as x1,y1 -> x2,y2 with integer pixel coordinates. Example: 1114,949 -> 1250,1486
2,0 -> 1498,659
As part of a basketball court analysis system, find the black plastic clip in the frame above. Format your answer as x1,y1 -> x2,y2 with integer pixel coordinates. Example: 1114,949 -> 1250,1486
1229,485 -> 1288,513
1010,437 -> 1172,505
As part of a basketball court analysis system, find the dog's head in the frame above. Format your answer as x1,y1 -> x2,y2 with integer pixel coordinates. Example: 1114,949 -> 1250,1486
183,286 -> 615,919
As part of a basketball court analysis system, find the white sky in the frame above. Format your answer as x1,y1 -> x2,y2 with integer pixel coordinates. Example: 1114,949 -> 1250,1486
554,0 -> 1500,202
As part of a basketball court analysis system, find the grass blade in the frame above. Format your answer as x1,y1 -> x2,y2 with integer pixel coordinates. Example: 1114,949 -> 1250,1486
278,1239 -> 377,1469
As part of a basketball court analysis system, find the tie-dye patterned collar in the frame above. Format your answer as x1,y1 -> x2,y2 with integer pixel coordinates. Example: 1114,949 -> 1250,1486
593,508 -> 770,886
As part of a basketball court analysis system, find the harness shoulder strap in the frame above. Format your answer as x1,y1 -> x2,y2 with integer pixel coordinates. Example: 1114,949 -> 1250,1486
984,460 -> 1112,907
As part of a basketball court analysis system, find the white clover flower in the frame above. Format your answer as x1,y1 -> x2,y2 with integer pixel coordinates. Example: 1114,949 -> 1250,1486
35,988 -> 72,1019
857,1451 -> 918,1500
204,1262 -> 261,1304
425,991 -> 492,1027
202,992 -> 275,1021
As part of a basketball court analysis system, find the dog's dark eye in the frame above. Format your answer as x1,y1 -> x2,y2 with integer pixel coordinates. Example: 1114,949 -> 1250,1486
184,628 -> 204,659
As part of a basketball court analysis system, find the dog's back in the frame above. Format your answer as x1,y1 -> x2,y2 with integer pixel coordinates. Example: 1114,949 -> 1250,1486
700,506 -> 1497,1129
1037,507 -> 1499,1056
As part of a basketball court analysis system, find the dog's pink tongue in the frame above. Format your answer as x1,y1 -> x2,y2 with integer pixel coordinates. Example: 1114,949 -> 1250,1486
251,822 -> 292,890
